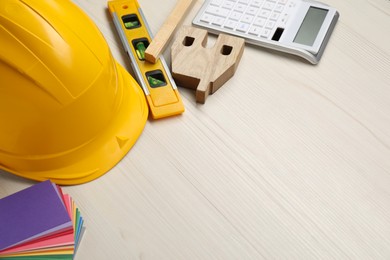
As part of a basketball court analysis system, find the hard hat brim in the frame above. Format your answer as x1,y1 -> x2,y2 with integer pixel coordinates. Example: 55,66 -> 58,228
3,63 -> 148,185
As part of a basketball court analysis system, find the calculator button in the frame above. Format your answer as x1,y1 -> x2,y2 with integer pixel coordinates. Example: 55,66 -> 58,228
210,0 -> 223,6
274,4 -> 284,12
235,3 -> 248,12
205,6 -> 230,17
230,11 -> 242,20
200,13 -> 214,23
260,28 -> 271,38
263,1 -> 276,10
265,20 -> 275,29
224,19 -> 238,29
253,17 -> 266,27
222,1 -> 235,9
250,0 -> 264,7
258,9 -> 271,18
212,16 -> 226,26
241,14 -> 254,23
246,6 -> 259,15
236,22 -> 250,32
248,25 -> 262,36
269,12 -> 280,20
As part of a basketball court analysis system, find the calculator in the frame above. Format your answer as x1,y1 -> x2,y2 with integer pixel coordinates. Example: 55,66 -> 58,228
193,0 -> 339,64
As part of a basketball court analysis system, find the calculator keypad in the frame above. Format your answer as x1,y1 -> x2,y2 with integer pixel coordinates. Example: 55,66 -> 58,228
198,0 -> 296,39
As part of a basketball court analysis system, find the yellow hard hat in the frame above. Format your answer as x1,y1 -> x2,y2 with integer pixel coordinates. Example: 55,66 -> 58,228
0,0 -> 148,185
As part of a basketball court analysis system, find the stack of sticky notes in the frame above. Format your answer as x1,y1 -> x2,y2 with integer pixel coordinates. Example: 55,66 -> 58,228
0,180 -> 85,259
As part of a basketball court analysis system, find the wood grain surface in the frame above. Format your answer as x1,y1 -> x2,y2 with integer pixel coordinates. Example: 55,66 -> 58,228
1,0 -> 389,259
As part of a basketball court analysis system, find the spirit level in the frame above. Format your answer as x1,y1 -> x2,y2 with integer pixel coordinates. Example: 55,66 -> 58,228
108,0 -> 185,119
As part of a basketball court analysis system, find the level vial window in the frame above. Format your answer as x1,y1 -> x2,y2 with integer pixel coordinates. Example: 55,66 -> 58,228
146,70 -> 167,88
132,38 -> 149,61
122,14 -> 141,29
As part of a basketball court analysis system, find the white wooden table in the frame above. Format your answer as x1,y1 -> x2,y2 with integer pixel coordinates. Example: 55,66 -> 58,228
1,0 -> 390,259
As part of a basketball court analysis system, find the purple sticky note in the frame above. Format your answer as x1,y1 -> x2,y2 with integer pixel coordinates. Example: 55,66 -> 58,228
0,180 -> 72,251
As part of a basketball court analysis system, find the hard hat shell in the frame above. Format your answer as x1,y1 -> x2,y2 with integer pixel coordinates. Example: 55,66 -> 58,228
0,0 -> 148,185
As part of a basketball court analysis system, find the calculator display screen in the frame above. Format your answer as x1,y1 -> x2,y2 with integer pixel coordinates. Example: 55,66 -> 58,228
293,7 -> 328,46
